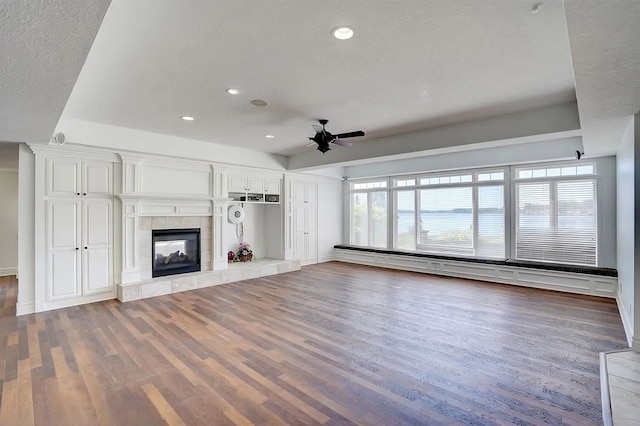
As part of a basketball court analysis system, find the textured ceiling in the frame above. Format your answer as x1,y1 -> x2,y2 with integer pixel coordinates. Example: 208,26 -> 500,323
5,0 -> 637,168
0,0 -> 111,144
564,0 -> 640,155
61,0 -> 576,157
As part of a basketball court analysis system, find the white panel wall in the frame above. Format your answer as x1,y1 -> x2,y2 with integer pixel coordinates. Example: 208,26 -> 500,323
635,114 -> 640,351
0,169 -> 18,275
317,178 -> 343,262
140,165 -> 211,196
17,144 -> 35,314
616,118 -> 635,345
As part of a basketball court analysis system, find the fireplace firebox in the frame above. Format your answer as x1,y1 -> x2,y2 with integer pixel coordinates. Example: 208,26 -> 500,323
152,228 -> 201,278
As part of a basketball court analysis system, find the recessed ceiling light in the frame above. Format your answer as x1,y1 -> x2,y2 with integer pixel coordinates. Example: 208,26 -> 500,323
332,26 -> 354,40
250,99 -> 270,107
181,116 -> 195,121
226,88 -> 243,95
265,134 -> 275,139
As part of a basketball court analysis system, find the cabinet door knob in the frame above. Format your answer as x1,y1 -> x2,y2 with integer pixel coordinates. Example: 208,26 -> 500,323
83,193 -> 87,196
76,193 -> 80,196
75,247 -> 79,250
84,247 -> 88,250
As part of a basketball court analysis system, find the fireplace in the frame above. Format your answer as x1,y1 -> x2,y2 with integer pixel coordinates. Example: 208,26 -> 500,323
152,228 -> 201,278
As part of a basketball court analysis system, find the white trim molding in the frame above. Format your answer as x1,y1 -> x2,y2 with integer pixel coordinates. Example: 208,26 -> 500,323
616,295 -> 634,347
335,249 -> 617,298
0,267 -> 17,277
16,302 -> 35,316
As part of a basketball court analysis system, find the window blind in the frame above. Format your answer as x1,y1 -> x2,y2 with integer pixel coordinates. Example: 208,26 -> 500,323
516,179 -> 596,265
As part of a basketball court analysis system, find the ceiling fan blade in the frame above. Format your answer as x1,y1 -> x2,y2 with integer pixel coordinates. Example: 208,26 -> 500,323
334,130 -> 365,139
333,139 -> 353,147
312,124 -> 323,134
305,141 -> 316,147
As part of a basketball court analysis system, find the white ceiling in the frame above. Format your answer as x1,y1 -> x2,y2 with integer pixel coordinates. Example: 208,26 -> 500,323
3,1 -> 639,170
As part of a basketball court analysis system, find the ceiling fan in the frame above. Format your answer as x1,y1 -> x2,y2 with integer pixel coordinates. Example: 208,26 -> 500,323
306,119 -> 365,154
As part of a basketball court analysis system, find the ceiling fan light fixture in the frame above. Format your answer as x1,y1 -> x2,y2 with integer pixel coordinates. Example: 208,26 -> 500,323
181,116 -> 195,121
332,26 -> 354,40
264,134 -> 275,139
226,88 -> 243,96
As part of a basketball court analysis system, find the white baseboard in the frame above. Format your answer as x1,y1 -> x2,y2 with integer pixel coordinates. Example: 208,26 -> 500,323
0,267 -> 17,277
616,294 -> 634,347
318,255 -> 336,264
335,249 -> 617,298
16,301 -> 35,316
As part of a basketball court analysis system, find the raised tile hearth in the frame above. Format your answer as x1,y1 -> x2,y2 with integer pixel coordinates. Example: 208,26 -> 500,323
117,258 -> 301,302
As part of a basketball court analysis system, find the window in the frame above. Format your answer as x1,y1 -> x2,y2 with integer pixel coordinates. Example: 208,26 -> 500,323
515,166 -> 596,265
349,180 -> 387,247
347,161 -> 599,266
393,169 -> 505,258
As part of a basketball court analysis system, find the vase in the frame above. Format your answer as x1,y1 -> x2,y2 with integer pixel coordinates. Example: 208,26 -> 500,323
239,253 -> 253,262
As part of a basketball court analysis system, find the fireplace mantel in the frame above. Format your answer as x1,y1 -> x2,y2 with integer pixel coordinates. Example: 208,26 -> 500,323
119,194 -> 230,284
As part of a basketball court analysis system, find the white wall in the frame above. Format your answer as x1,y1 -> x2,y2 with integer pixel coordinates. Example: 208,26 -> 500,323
634,114 -> 640,351
223,203 -> 269,259
17,144 -> 35,314
617,118 -> 635,345
317,177 -> 343,262
0,169 -> 18,275
344,138 -> 583,179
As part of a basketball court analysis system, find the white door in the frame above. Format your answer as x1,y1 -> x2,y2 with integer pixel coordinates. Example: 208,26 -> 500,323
46,200 -> 81,300
83,161 -> 113,197
293,202 -> 306,261
228,175 -> 247,192
46,158 -> 80,197
82,200 -> 112,295
305,203 -> 318,263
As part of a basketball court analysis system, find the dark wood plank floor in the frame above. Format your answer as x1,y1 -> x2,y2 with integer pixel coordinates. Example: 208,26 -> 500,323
0,263 -> 628,425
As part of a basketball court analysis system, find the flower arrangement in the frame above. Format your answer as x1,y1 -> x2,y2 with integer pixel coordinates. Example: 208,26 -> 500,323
236,242 -> 253,262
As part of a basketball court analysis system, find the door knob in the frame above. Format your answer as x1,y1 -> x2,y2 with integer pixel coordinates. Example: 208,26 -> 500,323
75,247 -> 79,250
84,247 -> 88,249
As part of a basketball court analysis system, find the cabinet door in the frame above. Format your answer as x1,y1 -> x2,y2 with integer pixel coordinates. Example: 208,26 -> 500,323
228,175 -> 247,192
82,200 -> 112,295
265,178 -> 280,195
293,182 -> 306,204
305,205 -> 318,263
46,158 -> 80,197
83,161 -> 113,197
305,183 -> 317,205
305,232 -> 318,263
46,200 -> 81,300
247,176 -> 265,193
293,203 -> 306,260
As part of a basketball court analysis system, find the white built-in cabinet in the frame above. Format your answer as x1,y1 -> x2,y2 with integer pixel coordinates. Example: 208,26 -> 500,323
228,174 -> 265,193
227,172 -> 281,203
41,156 -> 114,310
293,181 -> 318,265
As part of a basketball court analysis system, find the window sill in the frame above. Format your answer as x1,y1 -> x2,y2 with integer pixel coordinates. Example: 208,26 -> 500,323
333,244 -> 617,277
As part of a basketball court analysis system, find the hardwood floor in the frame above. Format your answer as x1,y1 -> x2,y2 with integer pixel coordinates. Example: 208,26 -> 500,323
0,276 -> 17,318
0,263 -> 627,425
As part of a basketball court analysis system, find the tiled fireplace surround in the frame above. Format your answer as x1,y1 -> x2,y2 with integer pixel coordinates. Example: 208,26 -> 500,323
117,210 -> 300,302
139,216 -> 213,278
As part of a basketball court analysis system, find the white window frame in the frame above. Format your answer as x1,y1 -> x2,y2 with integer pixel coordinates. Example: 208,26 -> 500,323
348,178 -> 390,247
391,168 -> 506,258
510,161 -> 598,265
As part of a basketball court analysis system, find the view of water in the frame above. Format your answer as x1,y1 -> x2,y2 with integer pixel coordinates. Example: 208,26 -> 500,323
396,212 -> 595,236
